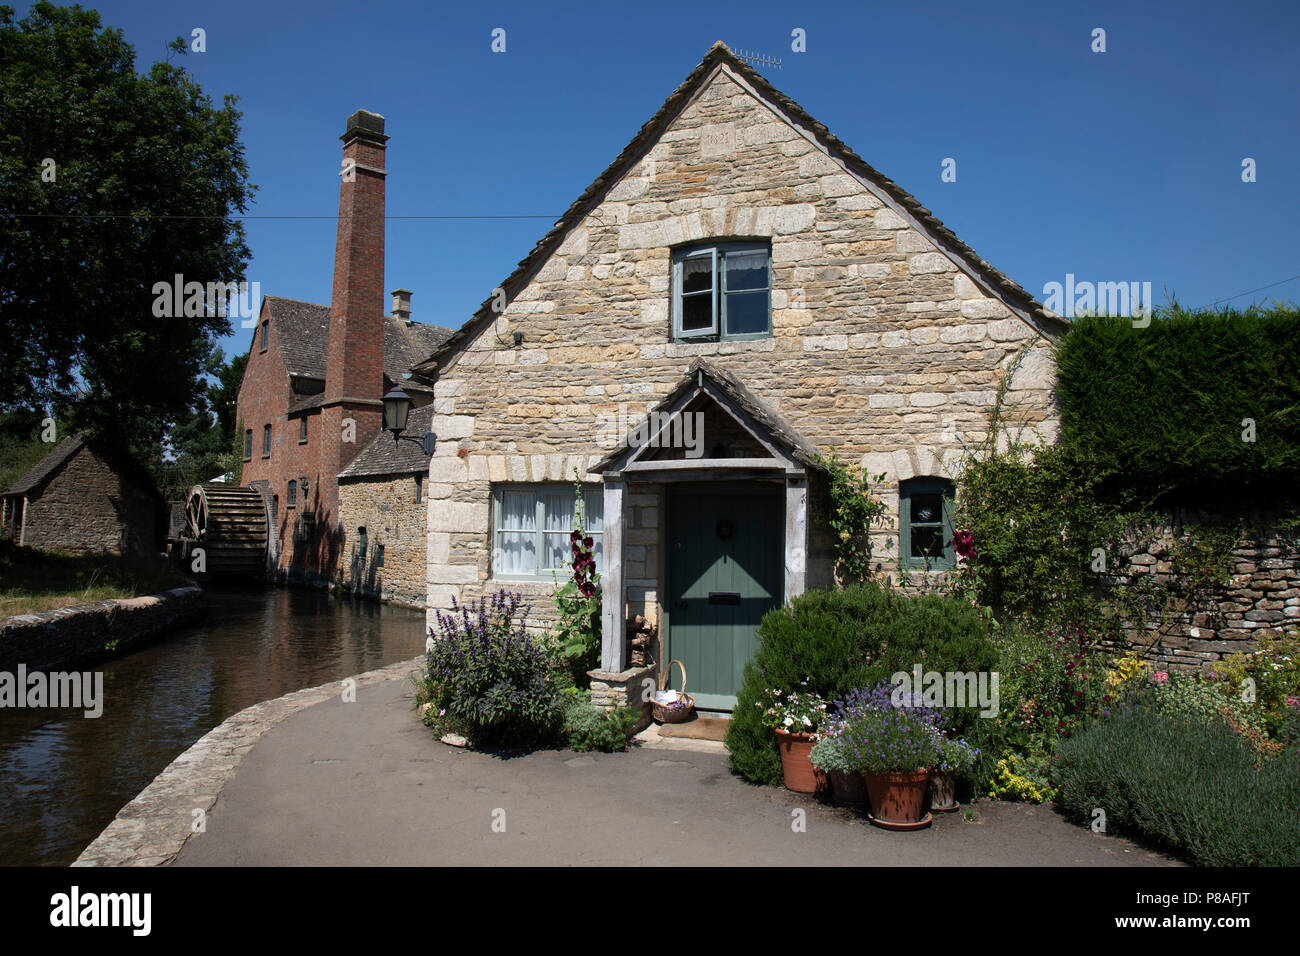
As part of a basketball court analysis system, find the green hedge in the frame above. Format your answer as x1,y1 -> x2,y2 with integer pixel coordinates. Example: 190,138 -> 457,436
726,583 -> 996,785
1052,704 -> 1300,865
1053,305 -> 1300,501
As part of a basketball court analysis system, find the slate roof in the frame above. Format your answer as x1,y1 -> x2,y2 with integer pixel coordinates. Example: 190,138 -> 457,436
337,403 -> 435,479
592,359 -> 823,474
4,434 -> 85,496
264,296 -> 331,380
414,42 -> 1065,377
263,295 -> 452,385
383,315 -> 449,389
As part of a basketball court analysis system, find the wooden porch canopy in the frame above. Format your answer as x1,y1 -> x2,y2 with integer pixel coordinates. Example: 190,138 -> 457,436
589,359 -> 824,673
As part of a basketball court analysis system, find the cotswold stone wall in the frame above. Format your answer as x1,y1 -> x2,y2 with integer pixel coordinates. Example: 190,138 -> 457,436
21,446 -> 157,555
426,64 -> 1057,628
1104,515 -> 1300,674
0,586 -> 204,672
338,475 -> 428,608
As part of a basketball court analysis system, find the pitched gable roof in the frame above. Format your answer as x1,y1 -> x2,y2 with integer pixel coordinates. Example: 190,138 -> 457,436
592,359 -> 822,475
4,434 -> 85,496
415,42 -> 1064,376
261,295 -> 453,385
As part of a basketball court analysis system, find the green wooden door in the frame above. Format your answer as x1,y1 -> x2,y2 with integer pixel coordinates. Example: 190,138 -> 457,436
667,486 -> 783,710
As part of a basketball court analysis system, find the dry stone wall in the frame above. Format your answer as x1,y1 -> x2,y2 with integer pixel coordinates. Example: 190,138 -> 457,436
1103,514 -> 1300,673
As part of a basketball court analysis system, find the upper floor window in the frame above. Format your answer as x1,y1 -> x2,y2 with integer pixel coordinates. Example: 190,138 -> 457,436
671,241 -> 771,341
262,424 -> 272,457
492,484 -> 603,580
899,478 -> 956,570
287,480 -> 297,508
259,320 -> 269,352
243,429 -> 252,461
298,417 -> 308,444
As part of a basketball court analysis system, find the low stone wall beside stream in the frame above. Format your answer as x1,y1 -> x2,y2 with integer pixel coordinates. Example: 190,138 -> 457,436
0,586 -> 205,672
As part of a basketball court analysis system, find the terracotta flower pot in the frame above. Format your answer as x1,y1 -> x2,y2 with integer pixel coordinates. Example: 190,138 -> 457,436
862,769 -> 932,829
928,770 -> 959,812
774,728 -> 819,793
828,769 -> 869,810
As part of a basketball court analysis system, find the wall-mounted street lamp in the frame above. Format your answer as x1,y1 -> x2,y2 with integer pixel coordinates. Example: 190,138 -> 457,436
383,386 -> 437,454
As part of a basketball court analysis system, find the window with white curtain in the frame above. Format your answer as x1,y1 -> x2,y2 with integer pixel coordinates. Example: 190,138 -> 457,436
492,484 -> 604,580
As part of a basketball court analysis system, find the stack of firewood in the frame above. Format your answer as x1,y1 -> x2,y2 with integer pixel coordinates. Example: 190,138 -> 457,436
627,614 -> 658,668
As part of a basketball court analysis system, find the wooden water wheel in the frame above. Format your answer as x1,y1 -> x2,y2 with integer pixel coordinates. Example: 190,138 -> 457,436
182,483 -> 269,577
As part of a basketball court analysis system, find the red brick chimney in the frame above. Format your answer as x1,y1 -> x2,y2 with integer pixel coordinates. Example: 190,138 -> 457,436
319,109 -> 387,533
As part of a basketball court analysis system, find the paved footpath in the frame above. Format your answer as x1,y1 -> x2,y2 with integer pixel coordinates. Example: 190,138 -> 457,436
80,663 -> 1176,867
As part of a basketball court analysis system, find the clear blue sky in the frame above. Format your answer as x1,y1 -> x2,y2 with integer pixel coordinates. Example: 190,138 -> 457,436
31,0 -> 1300,358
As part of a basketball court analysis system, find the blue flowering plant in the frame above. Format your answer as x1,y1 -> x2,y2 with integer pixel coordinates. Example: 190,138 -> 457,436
833,679 -> 947,774
422,589 -> 563,749
838,706 -> 944,774
756,682 -> 829,737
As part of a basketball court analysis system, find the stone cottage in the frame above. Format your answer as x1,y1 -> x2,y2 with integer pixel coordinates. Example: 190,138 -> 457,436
1,434 -> 160,555
413,43 -> 1065,710
234,110 -> 452,596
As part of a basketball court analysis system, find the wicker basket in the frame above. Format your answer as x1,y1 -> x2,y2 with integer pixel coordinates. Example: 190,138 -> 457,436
652,659 -> 696,724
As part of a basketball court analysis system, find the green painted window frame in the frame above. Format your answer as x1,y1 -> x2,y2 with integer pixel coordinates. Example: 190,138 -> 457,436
899,477 -> 956,570
490,483 -> 604,582
671,241 -> 772,342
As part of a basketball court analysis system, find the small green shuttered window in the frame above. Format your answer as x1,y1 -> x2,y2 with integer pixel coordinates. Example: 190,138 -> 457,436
671,242 -> 771,341
899,477 -> 956,570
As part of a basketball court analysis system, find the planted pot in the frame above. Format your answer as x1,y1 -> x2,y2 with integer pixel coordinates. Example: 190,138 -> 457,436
928,770 -> 959,812
862,769 -> 932,830
774,728 -> 819,793
827,769 -> 869,810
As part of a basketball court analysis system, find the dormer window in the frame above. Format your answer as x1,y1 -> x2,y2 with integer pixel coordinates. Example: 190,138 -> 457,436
671,241 -> 771,341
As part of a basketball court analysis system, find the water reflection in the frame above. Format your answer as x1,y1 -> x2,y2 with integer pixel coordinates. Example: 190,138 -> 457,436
0,586 -> 426,867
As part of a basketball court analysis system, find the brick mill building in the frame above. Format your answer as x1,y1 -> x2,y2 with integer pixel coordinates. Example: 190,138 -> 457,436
414,43 -> 1065,710
235,110 -> 451,605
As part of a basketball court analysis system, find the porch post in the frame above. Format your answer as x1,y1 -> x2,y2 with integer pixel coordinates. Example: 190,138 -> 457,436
600,478 -> 625,672
784,475 -> 806,604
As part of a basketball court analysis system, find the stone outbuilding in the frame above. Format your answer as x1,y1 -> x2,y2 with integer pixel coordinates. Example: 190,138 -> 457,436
412,42 -> 1065,712
1,434 -> 160,555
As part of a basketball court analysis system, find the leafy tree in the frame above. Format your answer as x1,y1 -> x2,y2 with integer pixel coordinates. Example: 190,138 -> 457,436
0,2 -> 255,459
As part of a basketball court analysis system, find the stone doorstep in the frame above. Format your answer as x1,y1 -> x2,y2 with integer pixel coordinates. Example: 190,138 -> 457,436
633,721 -> 729,755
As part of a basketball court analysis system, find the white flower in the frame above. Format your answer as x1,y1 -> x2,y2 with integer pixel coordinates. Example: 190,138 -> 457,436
783,716 -> 793,727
